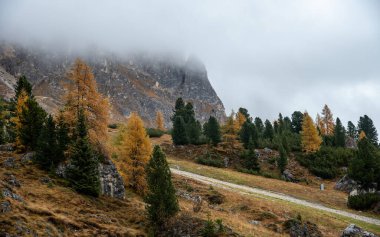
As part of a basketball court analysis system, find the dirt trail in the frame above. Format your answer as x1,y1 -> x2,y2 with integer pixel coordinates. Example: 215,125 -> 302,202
171,168 -> 380,226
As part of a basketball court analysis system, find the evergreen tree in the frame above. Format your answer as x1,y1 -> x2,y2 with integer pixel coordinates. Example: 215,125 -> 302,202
242,139 -> 260,172
334,118 -> 346,147
145,145 -> 179,228
187,119 -> 201,144
183,103 -> 195,124
254,117 -> 264,137
358,115 -> 378,145
172,116 -> 189,145
35,116 -> 59,170
281,135 -> 290,155
278,113 -> 284,134
205,116 -> 221,146
283,116 -> 292,132
291,111 -> 303,134
19,97 -> 47,150
263,119 -> 274,141
273,121 -> 279,134
240,121 -> 253,149
238,107 -> 250,120
56,112 -> 70,161
349,137 -> 380,190
66,110 -> 100,197
14,75 -> 32,99
347,121 -> 357,139
301,112 -> 322,153
277,145 -> 288,173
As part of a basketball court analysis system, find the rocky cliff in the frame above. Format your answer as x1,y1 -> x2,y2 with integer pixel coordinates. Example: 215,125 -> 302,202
0,43 -> 226,127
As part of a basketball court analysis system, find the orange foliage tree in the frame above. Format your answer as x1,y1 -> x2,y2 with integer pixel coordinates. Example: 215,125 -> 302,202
119,112 -> 152,195
62,58 -> 109,152
222,111 -> 238,146
11,90 -> 29,151
156,111 -> 165,131
234,111 -> 246,132
320,104 -> 335,136
301,112 -> 322,153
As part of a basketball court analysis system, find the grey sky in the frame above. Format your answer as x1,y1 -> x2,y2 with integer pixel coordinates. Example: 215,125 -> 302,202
1,0 -> 380,130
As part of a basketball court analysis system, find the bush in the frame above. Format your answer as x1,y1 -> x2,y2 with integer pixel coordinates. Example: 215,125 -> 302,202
193,134 -> 209,145
108,123 -> 118,129
146,128 -> 165,138
196,152 -> 224,168
348,193 -> 380,210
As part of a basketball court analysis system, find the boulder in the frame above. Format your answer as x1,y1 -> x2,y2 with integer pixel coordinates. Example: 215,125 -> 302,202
5,174 -> 21,187
341,224 -> 378,237
2,157 -> 16,168
282,169 -> 297,182
0,200 -> 11,213
20,152 -> 35,164
99,159 -> 125,199
0,143 -> 14,152
2,188 -> 23,202
284,219 -> 322,237
335,175 -> 358,193
264,148 -> 272,154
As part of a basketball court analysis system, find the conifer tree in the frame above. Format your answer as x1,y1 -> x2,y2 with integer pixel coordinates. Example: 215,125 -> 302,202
242,139 -> 260,172
66,110 -> 100,197
11,90 -> 29,150
156,111 -> 165,131
358,115 -> 378,145
222,111 -> 237,145
14,75 -> 32,99
234,111 -> 246,132
187,119 -> 201,144
334,118 -> 346,147
273,121 -> 279,134
347,121 -> 357,139
205,116 -> 221,146
263,119 -> 274,141
277,145 -> 288,173
283,116 -> 292,132
291,111 -> 303,134
35,115 -> 64,170
321,105 -> 335,135
301,112 -> 322,153
120,112 -> 152,195
62,58 -> 109,152
172,116 -> 189,145
145,145 -> 179,228
277,113 -> 284,134
238,107 -> 250,120
56,112 -> 70,160
254,117 -> 264,137
349,137 -> 380,190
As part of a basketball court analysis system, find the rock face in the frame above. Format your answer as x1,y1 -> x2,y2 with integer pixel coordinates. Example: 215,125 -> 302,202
341,224 -> 378,237
0,43 -> 226,127
335,175 -> 358,193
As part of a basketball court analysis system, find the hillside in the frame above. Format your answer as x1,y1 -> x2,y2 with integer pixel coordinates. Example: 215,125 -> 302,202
0,43 -> 226,127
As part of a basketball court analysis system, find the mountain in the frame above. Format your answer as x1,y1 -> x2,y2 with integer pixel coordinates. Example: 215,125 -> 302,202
0,43 -> 226,127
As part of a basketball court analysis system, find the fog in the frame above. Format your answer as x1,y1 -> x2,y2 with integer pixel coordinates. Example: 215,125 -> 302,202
1,0 -> 380,129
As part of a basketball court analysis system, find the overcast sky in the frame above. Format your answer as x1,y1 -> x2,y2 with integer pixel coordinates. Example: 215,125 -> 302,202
1,0 -> 380,130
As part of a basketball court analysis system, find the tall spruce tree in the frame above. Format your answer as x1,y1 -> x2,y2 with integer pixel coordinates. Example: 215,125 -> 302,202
347,121 -> 357,139
56,113 -> 70,161
238,107 -> 250,120
35,115 -> 59,170
291,111 -> 303,134
172,116 -> 188,145
242,139 -> 260,172
334,118 -> 346,147
254,117 -> 264,137
277,145 -> 288,173
14,75 -> 32,99
358,115 -> 378,145
240,121 -> 253,149
263,119 -> 274,141
145,145 -> 179,228
66,110 -> 100,197
205,116 -> 221,146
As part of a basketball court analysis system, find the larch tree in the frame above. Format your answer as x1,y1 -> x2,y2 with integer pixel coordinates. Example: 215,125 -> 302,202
11,90 -> 29,151
120,112 -> 152,195
301,112 -> 322,153
321,104 -> 335,136
155,111 -> 165,131
234,111 -> 246,132
62,58 -> 109,152
223,111 -> 237,146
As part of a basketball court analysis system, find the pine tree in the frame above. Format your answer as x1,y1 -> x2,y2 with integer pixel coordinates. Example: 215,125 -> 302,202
254,117 -> 264,137
120,112 -> 152,195
263,119 -> 274,141
358,115 -> 378,145
66,110 -> 100,197
14,75 -> 32,99
172,116 -> 189,145
321,105 -> 335,135
56,112 -> 70,161
242,139 -> 260,172
334,118 -> 346,147
156,111 -> 165,131
291,111 -> 303,134
347,121 -> 357,139
301,112 -> 322,153
273,121 -> 279,134
62,58 -> 109,152
277,113 -> 284,134
187,119 -> 201,144
240,121 -> 252,149
277,145 -> 288,173
35,115 -> 59,170
238,107 -> 250,120
349,137 -> 380,190
281,135 -> 290,155
145,145 -> 179,228
283,116 -> 292,132
205,116 -> 221,146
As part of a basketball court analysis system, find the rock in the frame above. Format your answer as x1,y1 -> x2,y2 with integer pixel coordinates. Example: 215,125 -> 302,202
264,148 -> 272,153
0,143 -> 14,152
341,224 -> 378,237
335,175 -> 358,193
2,157 -> 16,168
192,195 -> 202,213
206,191 -> 225,205
284,219 -> 323,237
55,162 -> 68,178
224,157 -> 229,168
282,169 -> 297,182
20,152 -> 35,164
5,174 -> 21,187
40,176 -> 52,184
1,200 -> 11,213
2,188 -> 23,202
99,159 -> 125,199
249,220 -> 260,225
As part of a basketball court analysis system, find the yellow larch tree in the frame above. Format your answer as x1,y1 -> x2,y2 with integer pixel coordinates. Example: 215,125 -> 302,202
316,113 -> 324,135
11,90 -> 29,151
301,112 -> 322,153
156,111 -> 165,131
222,111 -> 237,146
359,131 -> 366,140
119,112 -> 152,195
234,111 -> 246,132
62,58 -> 110,152
320,104 -> 335,136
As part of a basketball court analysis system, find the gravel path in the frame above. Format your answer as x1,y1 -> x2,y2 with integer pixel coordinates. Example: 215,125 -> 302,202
171,168 -> 380,226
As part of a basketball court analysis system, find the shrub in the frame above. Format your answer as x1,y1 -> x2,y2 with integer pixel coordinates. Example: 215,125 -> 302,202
348,193 -> 380,210
108,123 -> 118,129
146,128 -> 165,138
196,152 -> 224,168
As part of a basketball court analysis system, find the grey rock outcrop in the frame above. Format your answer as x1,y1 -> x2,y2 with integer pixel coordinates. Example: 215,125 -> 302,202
0,44 -> 226,127
1,200 -> 11,213
99,159 -> 125,199
2,188 -> 23,202
2,157 -> 16,168
5,174 -> 21,188
335,175 -> 358,193
341,224 -> 378,237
